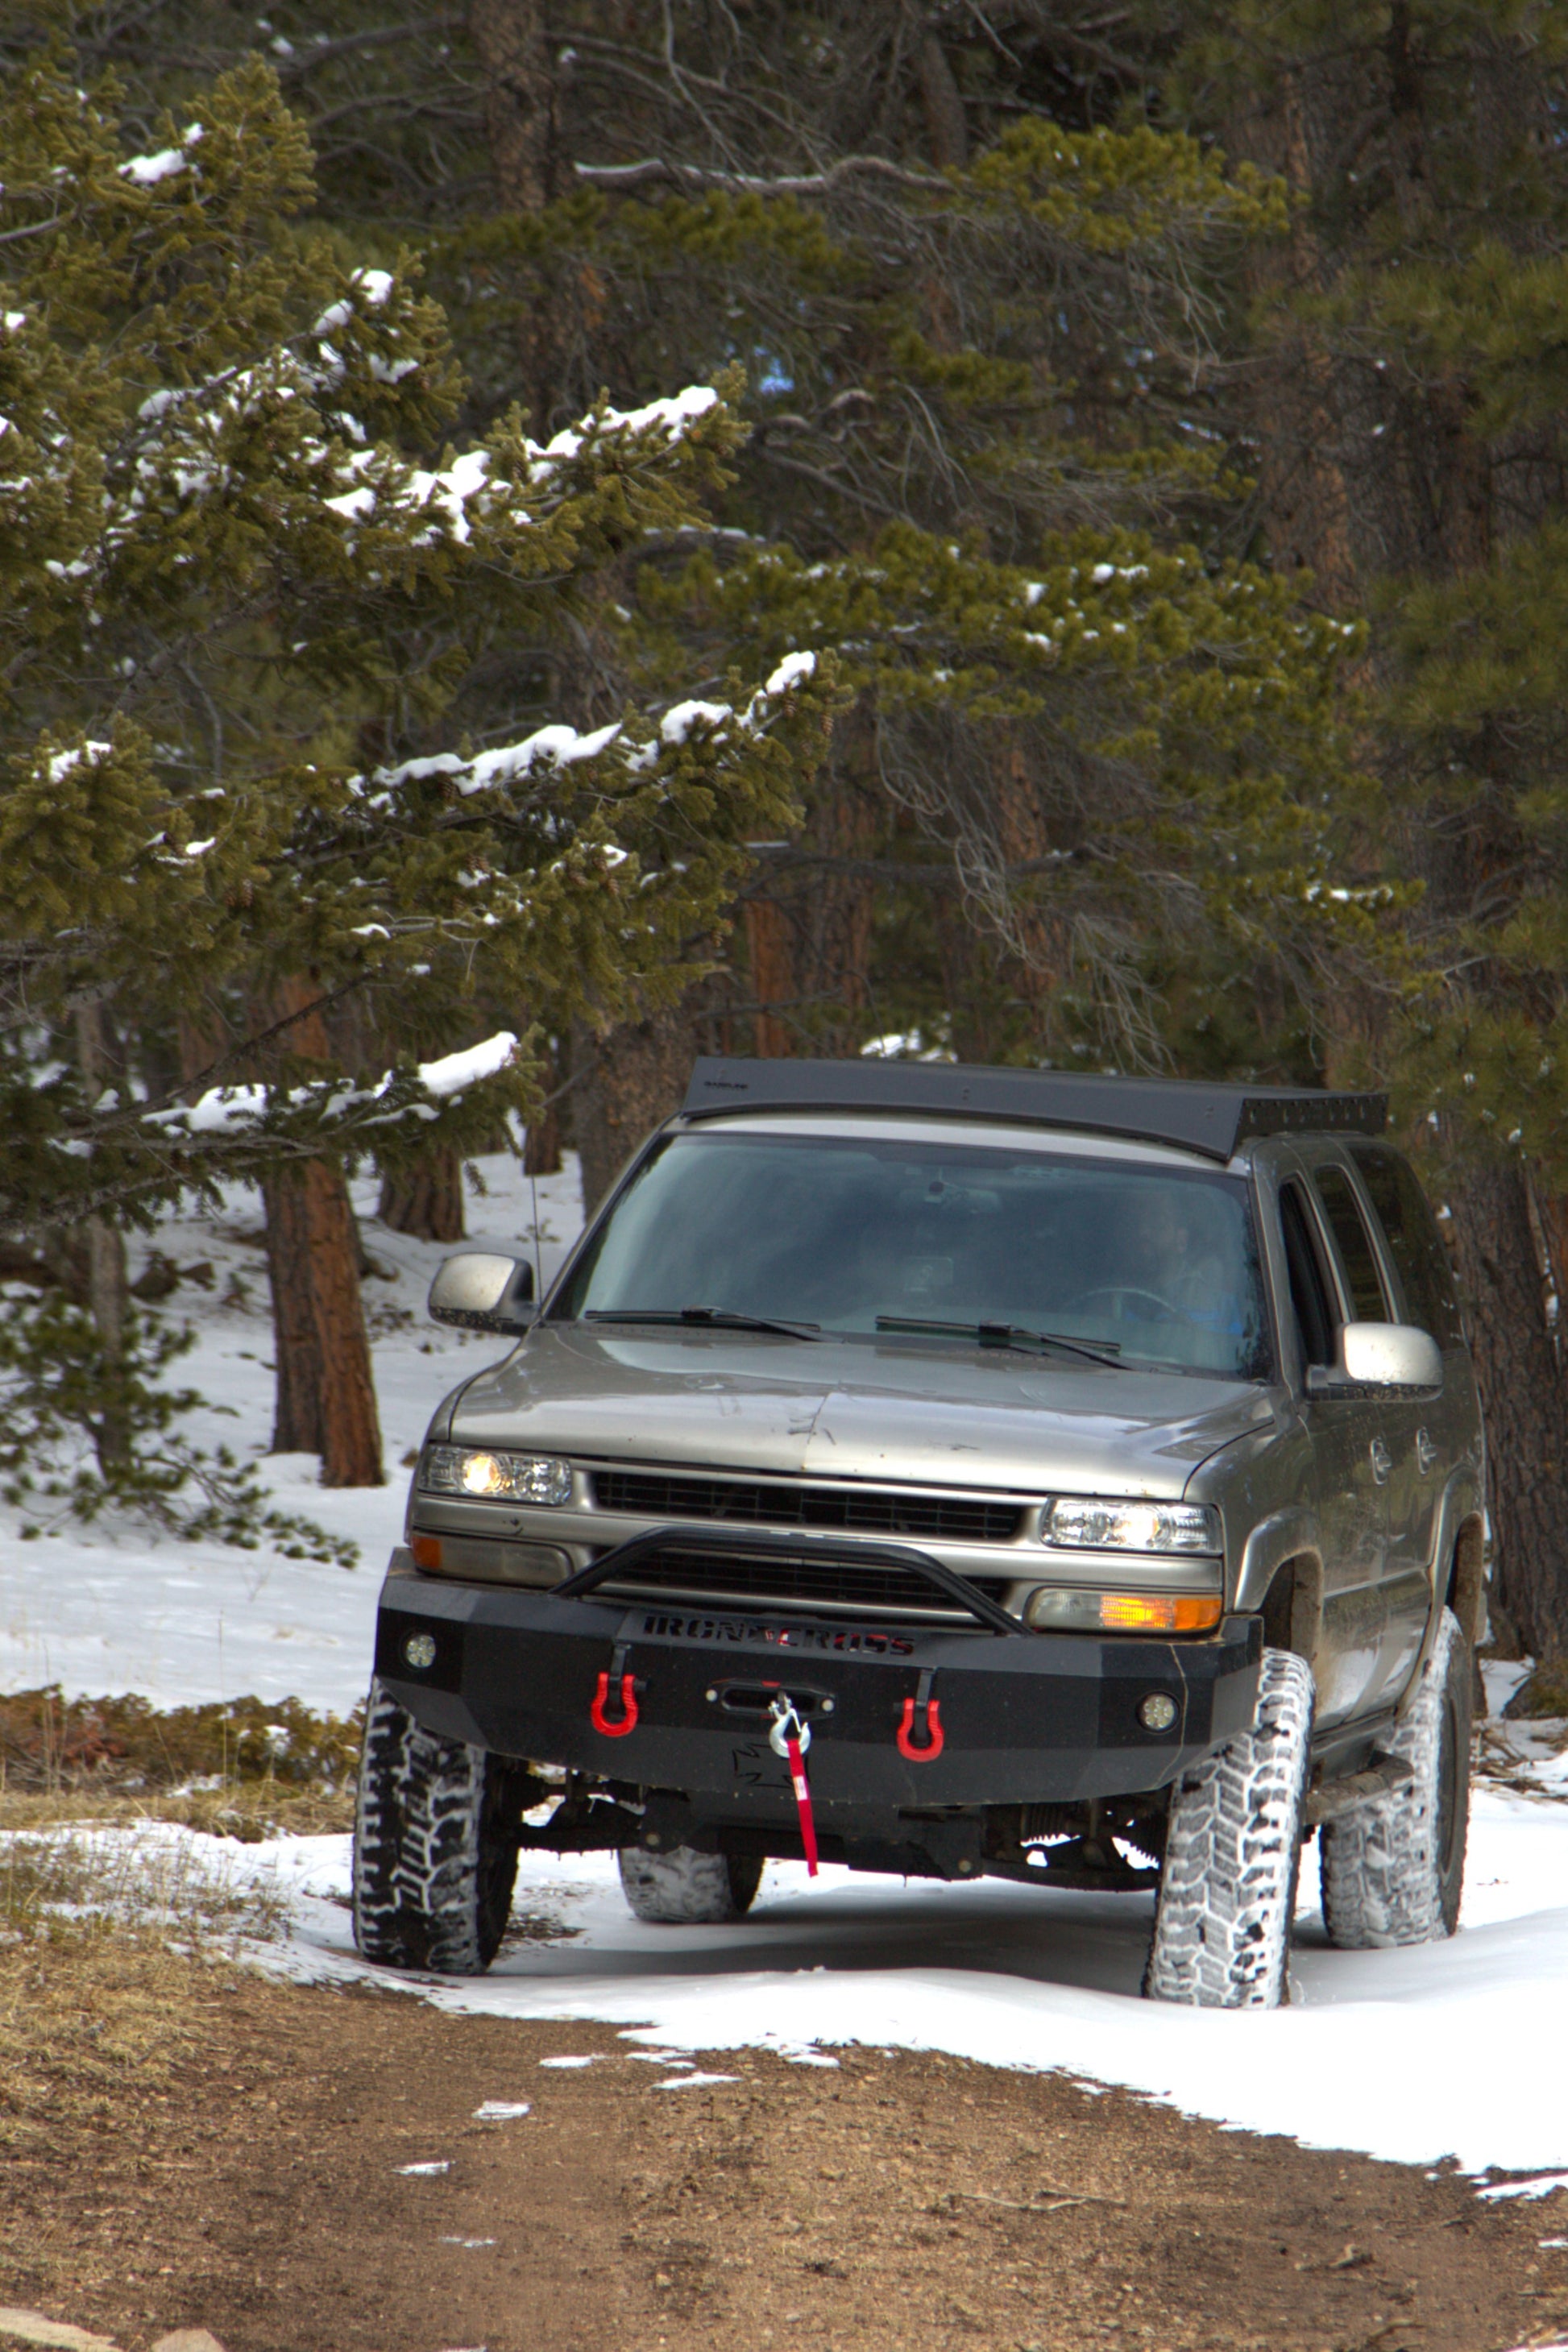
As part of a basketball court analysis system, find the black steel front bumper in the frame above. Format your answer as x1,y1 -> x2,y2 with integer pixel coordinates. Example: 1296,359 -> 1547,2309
375,1530 -> 1263,1813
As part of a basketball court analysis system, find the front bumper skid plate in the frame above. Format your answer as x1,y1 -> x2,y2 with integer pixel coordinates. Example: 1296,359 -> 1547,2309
375,1526 -> 1262,1808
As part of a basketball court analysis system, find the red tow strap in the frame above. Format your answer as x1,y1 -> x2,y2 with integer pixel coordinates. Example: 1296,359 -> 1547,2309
769,1696 -> 819,1877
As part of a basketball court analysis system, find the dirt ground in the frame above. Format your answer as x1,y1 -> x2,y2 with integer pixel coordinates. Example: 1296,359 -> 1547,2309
3,1950 -> 1566,2352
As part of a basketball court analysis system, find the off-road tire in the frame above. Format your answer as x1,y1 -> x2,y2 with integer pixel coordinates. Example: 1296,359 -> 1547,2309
352,1678 -> 522,1974
1144,1647 -> 1314,2009
1320,1605 -> 1471,1948
619,1845 -> 765,1923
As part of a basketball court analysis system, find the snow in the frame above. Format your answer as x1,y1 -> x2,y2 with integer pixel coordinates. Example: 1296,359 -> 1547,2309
417,1031 -> 517,1098
0,1149 -> 584,1709
4,1148 -> 1568,2179
762,649 -> 816,695
119,147 -> 188,186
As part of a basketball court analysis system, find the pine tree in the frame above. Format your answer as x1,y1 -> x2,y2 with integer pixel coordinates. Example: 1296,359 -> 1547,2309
0,46 -> 835,1500
1164,0 -> 1568,1661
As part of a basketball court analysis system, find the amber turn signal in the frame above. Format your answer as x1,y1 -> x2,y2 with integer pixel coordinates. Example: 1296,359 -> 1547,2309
1026,1587 -> 1222,1633
410,1533 -> 443,1571
1099,1593 -> 1222,1633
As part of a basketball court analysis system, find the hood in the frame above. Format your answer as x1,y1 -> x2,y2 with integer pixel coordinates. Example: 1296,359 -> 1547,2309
446,1325 -> 1274,1499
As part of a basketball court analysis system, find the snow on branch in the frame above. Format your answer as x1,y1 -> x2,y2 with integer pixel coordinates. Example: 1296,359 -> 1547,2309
142,1030 -> 520,1143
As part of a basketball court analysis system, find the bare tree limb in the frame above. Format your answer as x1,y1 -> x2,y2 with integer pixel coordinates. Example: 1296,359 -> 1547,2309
573,152 -> 947,198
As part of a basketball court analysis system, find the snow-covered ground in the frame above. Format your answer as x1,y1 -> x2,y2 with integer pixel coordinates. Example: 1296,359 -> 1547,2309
5,1151 -> 1568,2183
0,1150 -> 583,1712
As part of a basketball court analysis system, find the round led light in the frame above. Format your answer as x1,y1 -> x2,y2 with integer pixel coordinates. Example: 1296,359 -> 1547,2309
404,1632 -> 438,1670
1138,1691 -> 1178,1733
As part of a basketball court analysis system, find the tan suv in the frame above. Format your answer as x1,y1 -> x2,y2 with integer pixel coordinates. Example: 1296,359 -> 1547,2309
351,1060 -> 1485,2009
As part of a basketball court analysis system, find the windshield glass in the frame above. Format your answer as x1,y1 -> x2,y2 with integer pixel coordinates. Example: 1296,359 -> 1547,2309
559,1130 -> 1272,1380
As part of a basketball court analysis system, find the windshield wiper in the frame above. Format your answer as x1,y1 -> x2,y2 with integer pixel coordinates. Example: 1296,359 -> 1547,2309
875,1316 -> 1122,1367
585,1307 -> 822,1340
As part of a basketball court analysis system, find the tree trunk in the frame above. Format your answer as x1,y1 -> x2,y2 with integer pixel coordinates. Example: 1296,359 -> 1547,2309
1446,1159 -> 1568,1660
524,1039 -> 562,1174
74,1003 -> 131,1470
571,1010 -> 695,1218
262,1166 -> 325,1456
467,0 -> 558,425
260,977 -> 384,1486
744,898 -> 796,1056
377,1146 -> 467,1243
264,1156 -> 384,1485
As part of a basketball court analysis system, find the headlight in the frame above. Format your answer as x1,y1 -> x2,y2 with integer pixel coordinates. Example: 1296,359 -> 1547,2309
1026,1588 -> 1222,1633
418,1445 -> 573,1506
1042,1497 -> 1220,1554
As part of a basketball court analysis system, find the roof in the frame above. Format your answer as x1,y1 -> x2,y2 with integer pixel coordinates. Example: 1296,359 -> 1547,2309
680,1057 -> 1387,1164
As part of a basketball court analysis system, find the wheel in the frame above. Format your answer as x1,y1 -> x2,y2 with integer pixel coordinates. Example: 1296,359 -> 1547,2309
618,1845 -> 764,1923
1320,1605 -> 1471,1948
352,1678 -> 523,1974
1144,1647 -> 1314,2009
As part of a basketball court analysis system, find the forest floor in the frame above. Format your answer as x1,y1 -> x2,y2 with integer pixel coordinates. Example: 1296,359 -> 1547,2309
4,1940 -> 1566,2352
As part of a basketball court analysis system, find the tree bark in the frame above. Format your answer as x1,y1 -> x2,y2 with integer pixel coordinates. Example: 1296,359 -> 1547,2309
744,898 -> 797,1056
264,1157 -> 384,1485
1446,1159 -> 1568,1660
377,1146 -> 467,1243
74,1003 -> 131,1470
917,35 -> 969,170
571,1010 -> 695,1218
260,977 -> 384,1486
468,0 -> 559,426
468,0 -> 556,214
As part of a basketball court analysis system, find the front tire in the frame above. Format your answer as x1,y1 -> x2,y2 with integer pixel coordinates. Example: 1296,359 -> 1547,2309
619,1845 -> 764,1923
1144,1647 -> 1314,2010
1320,1605 -> 1471,1948
352,1678 -> 523,1974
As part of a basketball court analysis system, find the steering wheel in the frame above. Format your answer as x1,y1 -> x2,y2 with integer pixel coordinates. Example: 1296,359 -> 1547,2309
1068,1284 -> 1182,1323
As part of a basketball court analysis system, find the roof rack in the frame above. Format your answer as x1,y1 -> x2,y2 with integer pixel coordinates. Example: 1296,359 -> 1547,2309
680,1057 -> 1386,1164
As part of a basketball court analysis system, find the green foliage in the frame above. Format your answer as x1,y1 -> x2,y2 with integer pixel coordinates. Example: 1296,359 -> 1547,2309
0,1289 -> 354,1562
0,49 -> 837,1234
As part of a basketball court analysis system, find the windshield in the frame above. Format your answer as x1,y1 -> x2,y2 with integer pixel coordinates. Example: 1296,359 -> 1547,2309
558,1129 -> 1272,1381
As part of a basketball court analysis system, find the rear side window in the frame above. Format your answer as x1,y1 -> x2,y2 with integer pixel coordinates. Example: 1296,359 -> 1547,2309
1278,1181 -> 1335,1367
1350,1143 -> 1463,1344
1311,1164 -> 1389,1322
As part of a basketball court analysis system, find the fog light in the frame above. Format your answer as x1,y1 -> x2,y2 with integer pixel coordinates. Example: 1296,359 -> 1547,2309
404,1632 -> 438,1670
1138,1691 -> 1178,1733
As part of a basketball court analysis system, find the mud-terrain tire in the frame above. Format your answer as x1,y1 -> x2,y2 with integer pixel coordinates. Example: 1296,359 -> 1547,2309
1144,1647 -> 1314,2009
1320,1605 -> 1471,1948
619,1846 -> 764,1923
352,1678 -> 522,1974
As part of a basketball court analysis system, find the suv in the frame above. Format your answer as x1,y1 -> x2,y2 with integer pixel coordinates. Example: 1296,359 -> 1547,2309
352,1059 -> 1485,2009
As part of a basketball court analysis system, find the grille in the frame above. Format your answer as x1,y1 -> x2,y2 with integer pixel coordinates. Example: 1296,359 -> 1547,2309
598,1542 -> 1012,1621
591,1469 -> 1024,1545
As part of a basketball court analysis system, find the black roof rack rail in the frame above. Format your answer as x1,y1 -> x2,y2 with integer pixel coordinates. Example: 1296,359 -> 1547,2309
679,1057 -> 1386,1164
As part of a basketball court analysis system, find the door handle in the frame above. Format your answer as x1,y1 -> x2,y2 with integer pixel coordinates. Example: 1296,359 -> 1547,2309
1416,1427 -> 1437,1476
1369,1437 -> 1392,1485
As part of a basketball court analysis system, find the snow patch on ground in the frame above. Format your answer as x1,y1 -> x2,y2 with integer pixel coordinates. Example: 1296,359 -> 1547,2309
0,1151 -> 583,1711
156,1780 -> 1567,2178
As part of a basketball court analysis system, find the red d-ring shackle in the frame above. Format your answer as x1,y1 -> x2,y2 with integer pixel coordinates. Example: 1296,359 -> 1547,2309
896,1670 -> 944,1762
591,1642 -> 640,1737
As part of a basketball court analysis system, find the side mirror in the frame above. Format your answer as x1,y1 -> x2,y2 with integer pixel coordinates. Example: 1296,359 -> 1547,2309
1306,1321 -> 1441,1396
427,1251 -> 537,1334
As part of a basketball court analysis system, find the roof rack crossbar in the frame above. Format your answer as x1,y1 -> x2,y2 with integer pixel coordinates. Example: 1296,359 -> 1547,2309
679,1057 -> 1385,1163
